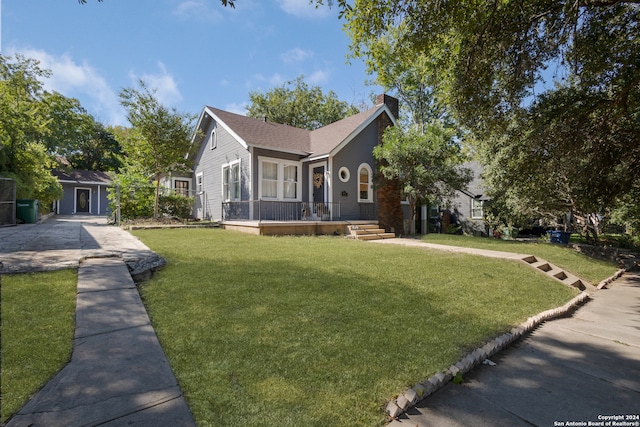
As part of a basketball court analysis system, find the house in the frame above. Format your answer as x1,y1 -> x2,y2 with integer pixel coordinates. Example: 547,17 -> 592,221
417,161 -> 489,235
52,169 -> 112,216
450,161 -> 488,235
187,94 -> 407,235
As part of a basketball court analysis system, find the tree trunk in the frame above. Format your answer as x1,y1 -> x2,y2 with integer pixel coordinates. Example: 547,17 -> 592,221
154,174 -> 161,218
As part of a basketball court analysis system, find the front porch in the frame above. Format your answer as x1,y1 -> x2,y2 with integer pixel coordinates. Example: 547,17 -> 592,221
220,200 -> 394,237
221,219 -> 379,236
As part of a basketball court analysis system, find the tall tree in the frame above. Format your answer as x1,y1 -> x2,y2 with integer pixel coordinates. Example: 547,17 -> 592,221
331,0 -> 640,238
246,76 -> 359,130
41,91 -> 123,171
360,24 -> 450,128
119,80 -> 196,218
0,54 -> 62,206
373,122 -> 471,234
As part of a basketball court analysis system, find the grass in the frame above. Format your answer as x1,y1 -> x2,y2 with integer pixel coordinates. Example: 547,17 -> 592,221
133,228 -> 581,426
0,270 -> 77,424
420,234 -> 618,285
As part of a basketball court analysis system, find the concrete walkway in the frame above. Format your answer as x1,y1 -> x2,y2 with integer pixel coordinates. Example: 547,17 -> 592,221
1,216 -> 195,426
373,238 -> 640,426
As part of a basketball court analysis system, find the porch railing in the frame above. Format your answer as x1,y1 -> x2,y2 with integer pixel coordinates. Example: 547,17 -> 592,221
222,200 -> 341,221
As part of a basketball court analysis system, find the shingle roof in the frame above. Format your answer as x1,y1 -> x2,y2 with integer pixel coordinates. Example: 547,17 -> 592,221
204,103 -> 389,158
206,107 -> 312,154
309,105 -> 383,156
52,170 -> 112,184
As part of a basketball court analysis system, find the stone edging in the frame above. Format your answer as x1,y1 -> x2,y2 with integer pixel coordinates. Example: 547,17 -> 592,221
385,291 -> 591,420
596,264 -> 637,290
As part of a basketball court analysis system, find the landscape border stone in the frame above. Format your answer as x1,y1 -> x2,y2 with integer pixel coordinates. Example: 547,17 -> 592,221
384,290 -> 591,421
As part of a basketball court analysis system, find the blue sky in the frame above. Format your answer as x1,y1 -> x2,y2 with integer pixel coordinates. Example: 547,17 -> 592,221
1,0 -> 381,127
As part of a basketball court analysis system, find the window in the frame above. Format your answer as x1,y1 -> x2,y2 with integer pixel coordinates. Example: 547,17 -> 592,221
358,163 -> 373,203
210,123 -> 217,149
283,164 -> 298,199
259,157 -> 302,201
471,198 -> 484,219
338,167 -> 350,183
174,179 -> 189,197
223,161 -> 241,201
196,173 -> 204,194
261,161 -> 278,199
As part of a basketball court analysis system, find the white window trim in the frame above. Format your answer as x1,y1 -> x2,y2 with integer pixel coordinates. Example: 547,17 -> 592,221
338,166 -> 350,183
258,156 -> 302,201
357,163 -> 373,203
196,172 -> 204,194
172,177 -> 190,196
210,124 -> 217,150
222,159 -> 242,201
471,198 -> 484,219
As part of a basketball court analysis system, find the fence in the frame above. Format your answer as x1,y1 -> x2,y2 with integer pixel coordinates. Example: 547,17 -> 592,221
0,178 -> 16,227
222,200 -> 341,222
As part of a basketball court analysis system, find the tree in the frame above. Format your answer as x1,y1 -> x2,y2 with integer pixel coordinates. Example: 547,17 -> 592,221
80,0 -> 236,6
373,122 -> 471,234
358,24 -> 451,129
478,83 -> 640,241
119,80 -> 196,218
0,54 -> 62,207
332,0 -> 639,240
246,76 -> 359,130
41,91 -> 123,171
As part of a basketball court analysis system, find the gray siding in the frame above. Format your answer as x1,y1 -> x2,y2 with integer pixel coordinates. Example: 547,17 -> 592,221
57,183 -> 110,216
330,120 -> 379,220
451,161 -> 487,235
193,120 -> 251,221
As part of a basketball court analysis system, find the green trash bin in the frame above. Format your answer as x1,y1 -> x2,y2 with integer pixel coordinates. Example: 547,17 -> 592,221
16,199 -> 39,224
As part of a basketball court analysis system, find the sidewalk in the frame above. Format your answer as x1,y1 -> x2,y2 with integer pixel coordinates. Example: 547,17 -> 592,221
374,239 -> 640,426
1,216 -> 195,426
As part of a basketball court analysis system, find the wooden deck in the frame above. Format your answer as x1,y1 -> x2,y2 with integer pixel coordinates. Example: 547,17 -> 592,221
221,220 -> 381,236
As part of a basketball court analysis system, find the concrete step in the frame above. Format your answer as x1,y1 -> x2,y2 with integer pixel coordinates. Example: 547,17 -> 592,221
356,234 -> 385,241
518,254 -> 589,291
352,228 -> 386,235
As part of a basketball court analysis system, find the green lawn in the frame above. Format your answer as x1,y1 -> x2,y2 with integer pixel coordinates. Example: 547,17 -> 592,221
421,234 -> 618,285
0,270 -> 77,424
134,229 -> 582,426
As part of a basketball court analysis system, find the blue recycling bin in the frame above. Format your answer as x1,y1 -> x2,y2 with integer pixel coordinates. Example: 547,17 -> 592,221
547,230 -> 570,244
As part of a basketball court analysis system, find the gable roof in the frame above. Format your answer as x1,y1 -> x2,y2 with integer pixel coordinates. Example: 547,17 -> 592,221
309,103 -> 395,159
205,107 -> 312,155
52,170 -> 112,184
194,99 -> 397,160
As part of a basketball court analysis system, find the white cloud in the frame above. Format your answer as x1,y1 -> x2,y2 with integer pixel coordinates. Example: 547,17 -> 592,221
173,1 -> 223,22
130,62 -> 183,107
276,0 -> 333,19
13,48 -> 126,126
307,69 -> 330,85
281,48 -> 314,64
270,73 -> 286,86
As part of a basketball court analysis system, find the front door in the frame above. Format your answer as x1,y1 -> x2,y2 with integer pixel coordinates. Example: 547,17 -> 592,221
76,188 -> 90,213
309,163 -> 328,219
312,165 -> 325,205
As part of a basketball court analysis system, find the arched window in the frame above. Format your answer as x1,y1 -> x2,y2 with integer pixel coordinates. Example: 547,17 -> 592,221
357,163 -> 373,203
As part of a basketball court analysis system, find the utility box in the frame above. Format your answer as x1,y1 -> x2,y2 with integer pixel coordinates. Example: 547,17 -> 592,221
16,199 -> 39,224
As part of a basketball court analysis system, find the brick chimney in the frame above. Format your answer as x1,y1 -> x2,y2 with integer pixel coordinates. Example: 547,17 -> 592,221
374,93 -> 404,236
376,94 -> 399,120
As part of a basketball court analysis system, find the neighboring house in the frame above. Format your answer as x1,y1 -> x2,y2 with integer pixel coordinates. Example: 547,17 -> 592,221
445,161 -> 489,235
52,169 -> 112,216
189,94 -> 405,234
416,161 -> 488,235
